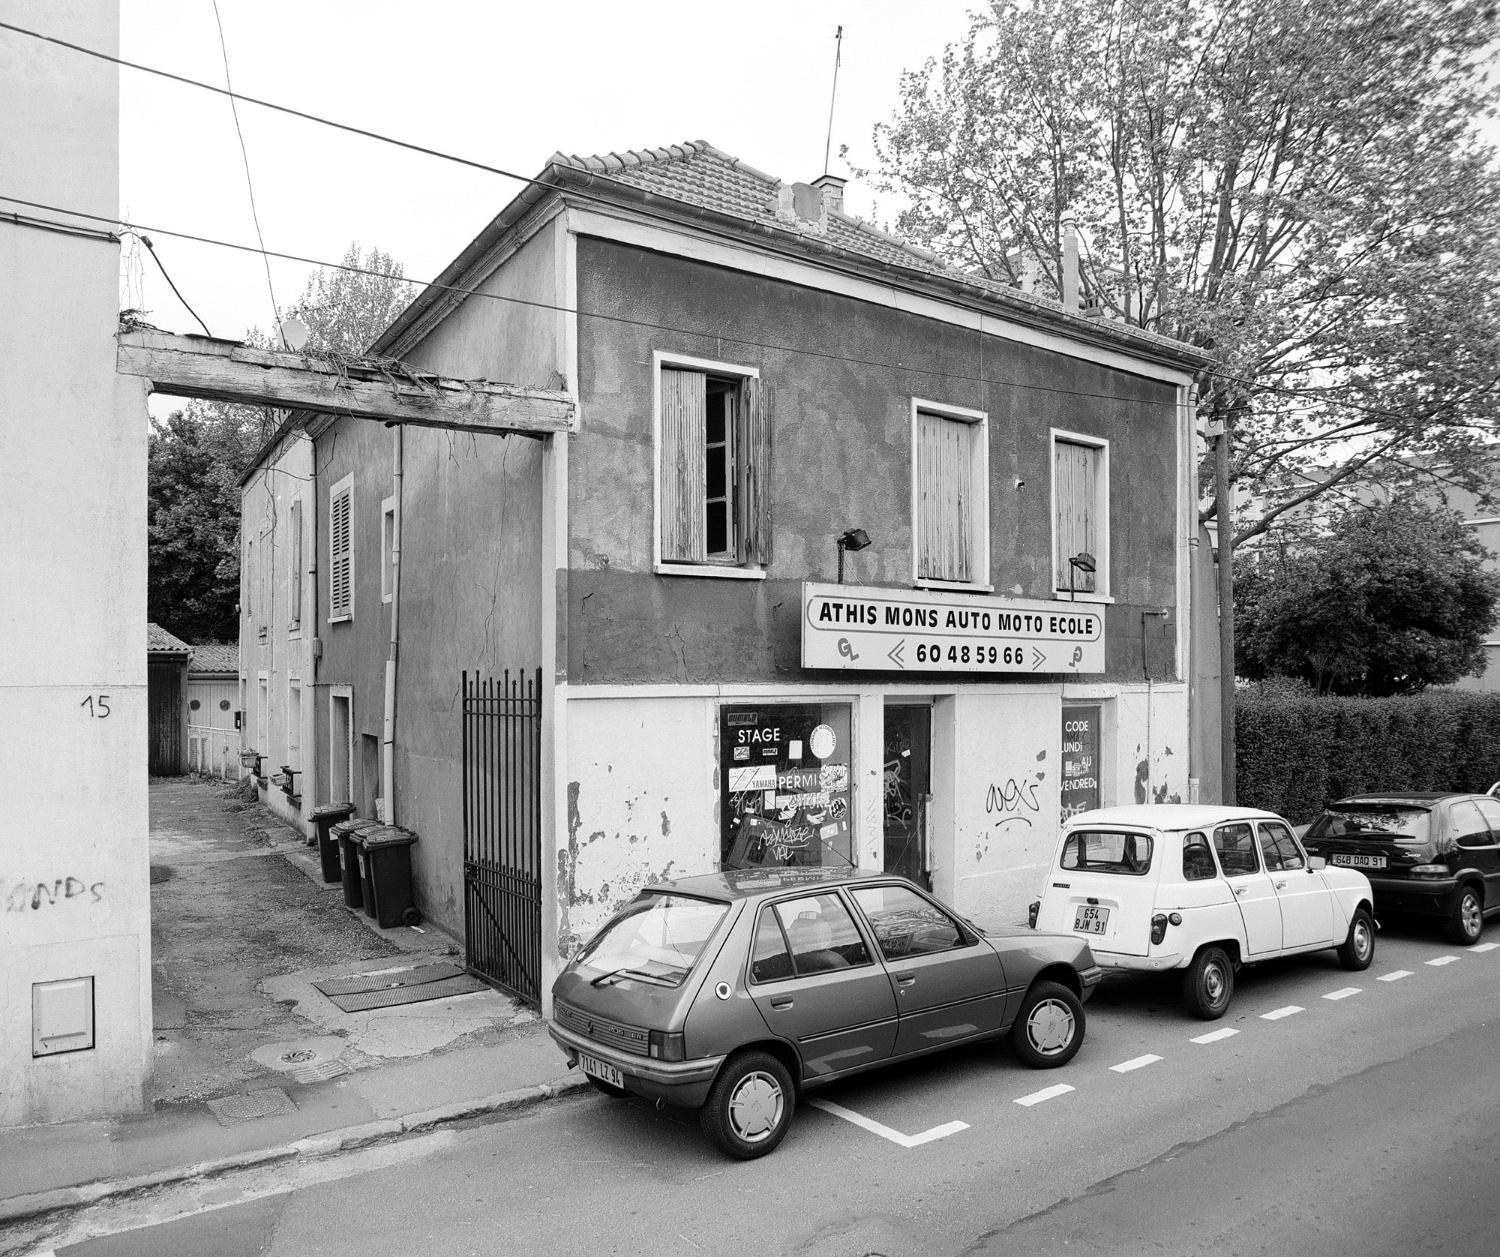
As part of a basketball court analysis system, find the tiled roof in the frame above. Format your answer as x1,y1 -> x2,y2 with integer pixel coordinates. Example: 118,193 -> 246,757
147,623 -> 192,655
189,642 -> 238,674
549,140 -> 980,289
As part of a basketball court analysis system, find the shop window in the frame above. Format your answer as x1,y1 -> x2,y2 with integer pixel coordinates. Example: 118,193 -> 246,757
656,353 -> 769,575
1061,705 -> 1102,821
721,702 -> 852,869
1052,430 -> 1109,597
912,400 -> 989,587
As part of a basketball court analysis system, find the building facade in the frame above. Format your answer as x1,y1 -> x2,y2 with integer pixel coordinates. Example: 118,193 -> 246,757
243,143 -> 1214,1013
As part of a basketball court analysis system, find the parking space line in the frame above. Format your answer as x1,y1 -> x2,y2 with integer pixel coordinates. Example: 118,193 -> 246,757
1191,1027 -> 1238,1044
1014,1083 -> 1074,1107
1261,1005 -> 1303,1020
1426,955 -> 1460,967
806,1098 -> 969,1148
1377,970 -> 1412,982
1472,943 -> 1499,953
1110,1054 -> 1162,1073
1323,987 -> 1362,1001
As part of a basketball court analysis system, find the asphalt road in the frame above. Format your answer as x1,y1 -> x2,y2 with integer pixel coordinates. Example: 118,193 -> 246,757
39,917 -> 1500,1257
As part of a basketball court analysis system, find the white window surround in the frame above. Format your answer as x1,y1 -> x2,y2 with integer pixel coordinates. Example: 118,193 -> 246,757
329,686 -> 354,806
1050,427 -> 1113,603
910,398 -> 992,592
287,495 -> 304,637
381,495 -> 396,604
329,473 -> 354,623
652,350 -> 767,580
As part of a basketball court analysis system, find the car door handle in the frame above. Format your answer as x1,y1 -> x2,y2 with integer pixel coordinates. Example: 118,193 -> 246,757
1275,880 -> 1287,889
1234,887 -> 1247,896
894,972 -> 916,986
770,996 -> 794,1010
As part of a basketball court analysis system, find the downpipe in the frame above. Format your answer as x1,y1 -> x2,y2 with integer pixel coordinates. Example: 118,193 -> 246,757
381,425 -> 403,824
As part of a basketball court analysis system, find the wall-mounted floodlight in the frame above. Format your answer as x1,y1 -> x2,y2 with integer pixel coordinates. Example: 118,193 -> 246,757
836,528 -> 871,584
1067,551 -> 1096,601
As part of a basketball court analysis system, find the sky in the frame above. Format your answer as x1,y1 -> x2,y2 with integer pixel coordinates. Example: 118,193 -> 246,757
115,0 -> 981,356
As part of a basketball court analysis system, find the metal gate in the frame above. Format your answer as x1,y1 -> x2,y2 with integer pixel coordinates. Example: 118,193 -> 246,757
462,669 -> 543,1005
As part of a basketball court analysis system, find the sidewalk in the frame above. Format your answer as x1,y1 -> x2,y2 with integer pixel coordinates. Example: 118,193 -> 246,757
0,779 -> 583,1239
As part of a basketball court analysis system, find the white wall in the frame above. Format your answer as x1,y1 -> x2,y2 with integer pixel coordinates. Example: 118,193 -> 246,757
0,0 -> 154,1124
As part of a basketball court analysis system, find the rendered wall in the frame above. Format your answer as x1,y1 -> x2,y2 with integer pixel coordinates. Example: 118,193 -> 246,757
0,0 -> 154,1124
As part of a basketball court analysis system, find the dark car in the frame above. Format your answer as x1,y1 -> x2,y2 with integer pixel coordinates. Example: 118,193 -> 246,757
548,868 -> 1102,1159
1301,793 -> 1500,945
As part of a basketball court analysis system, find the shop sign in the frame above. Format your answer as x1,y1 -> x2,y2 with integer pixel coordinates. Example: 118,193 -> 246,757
801,582 -> 1105,674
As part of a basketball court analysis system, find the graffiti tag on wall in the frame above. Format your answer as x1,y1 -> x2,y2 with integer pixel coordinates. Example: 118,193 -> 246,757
5,877 -> 105,913
985,775 -> 1043,828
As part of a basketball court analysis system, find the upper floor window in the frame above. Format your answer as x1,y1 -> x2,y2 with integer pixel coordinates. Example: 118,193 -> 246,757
655,353 -> 768,578
287,497 -> 303,632
1052,430 -> 1110,599
912,400 -> 989,588
329,474 -> 353,623
381,495 -> 396,604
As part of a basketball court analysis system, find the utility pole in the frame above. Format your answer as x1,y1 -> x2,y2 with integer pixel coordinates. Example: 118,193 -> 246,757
1210,406 -> 1237,805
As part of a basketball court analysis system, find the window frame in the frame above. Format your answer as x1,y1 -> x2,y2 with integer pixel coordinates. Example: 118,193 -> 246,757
381,495 -> 396,605
1050,428 -> 1112,602
910,398 -> 991,591
652,351 -> 767,581
328,474 -> 354,623
287,495 -> 304,635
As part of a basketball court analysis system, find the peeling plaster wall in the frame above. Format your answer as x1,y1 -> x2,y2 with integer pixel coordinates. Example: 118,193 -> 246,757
559,697 -> 719,958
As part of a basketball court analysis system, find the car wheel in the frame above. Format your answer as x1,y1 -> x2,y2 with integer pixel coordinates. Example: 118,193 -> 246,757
585,1074 -> 630,1099
1009,980 -> 1085,1068
1182,945 -> 1234,1019
1445,887 -> 1484,946
699,1051 -> 795,1160
1337,907 -> 1375,971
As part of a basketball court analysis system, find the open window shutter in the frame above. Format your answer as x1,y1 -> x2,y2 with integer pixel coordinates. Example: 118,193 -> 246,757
288,499 -> 303,627
330,485 -> 352,617
660,368 -> 707,562
736,375 -> 771,565
916,412 -> 971,582
1054,441 -> 1097,591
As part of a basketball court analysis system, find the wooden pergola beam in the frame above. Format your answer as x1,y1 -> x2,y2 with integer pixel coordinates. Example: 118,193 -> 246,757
116,329 -> 575,435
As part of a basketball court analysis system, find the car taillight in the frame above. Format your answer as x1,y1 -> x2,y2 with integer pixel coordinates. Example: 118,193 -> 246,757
1409,864 -> 1449,879
1150,912 -> 1183,945
1028,900 -> 1039,929
648,1030 -> 686,1062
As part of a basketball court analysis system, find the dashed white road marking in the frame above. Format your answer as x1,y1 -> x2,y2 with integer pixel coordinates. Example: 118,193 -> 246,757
1014,1083 -> 1075,1107
1471,942 -> 1499,953
1261,1005 -> 1303,1021
1110,1054 -> 1162,1073
1323,987 -> 1362,1001
1377,970 -> 1412,982
1426,955 -> 1460,967
1191,1027 -> 1238,1044
807,1098 -> 969,1148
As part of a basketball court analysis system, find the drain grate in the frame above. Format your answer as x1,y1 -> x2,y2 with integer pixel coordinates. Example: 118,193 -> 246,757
286,1057 -> 352,1084
322,973 -> 488,1013
314,962 -> 469,998
206,1087 -> 297,1126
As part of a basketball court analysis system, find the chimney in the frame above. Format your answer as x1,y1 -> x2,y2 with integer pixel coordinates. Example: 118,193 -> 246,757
813,173 -> 846,216
1061,212 -> 1080,310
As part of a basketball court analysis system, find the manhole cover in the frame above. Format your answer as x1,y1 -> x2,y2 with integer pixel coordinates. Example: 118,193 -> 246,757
280,1048 -> 316,1064
206,1087 -> 296,1126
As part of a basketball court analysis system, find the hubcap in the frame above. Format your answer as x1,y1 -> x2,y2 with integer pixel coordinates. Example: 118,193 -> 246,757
1204,963 -> 1226,1004
1355,921 -> 1372,959
727,1071 -> 783,1143
1462,894 -> 1482,937
1027,998 -> 1075,1054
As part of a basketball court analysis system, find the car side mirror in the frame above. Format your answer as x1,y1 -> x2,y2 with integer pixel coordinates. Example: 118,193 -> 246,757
1308,856 -> 1327,870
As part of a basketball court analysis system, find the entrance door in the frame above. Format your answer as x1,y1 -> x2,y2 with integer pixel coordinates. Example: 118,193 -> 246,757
883,706 -> 931,888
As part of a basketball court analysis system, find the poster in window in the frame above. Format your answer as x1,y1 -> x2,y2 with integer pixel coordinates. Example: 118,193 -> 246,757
721,703 -> 853,870
1061,705 -> 1101,822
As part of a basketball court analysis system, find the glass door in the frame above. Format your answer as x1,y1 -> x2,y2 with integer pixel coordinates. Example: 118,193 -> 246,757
883,706 -> 932,887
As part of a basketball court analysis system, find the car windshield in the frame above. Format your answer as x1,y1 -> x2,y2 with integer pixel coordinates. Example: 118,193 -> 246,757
1061,829 -> 1153,875
574,893 -> 729,987
1306,805 -> 1431,843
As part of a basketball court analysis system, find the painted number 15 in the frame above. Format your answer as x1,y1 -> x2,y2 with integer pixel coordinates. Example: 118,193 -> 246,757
80,694 -> 112,718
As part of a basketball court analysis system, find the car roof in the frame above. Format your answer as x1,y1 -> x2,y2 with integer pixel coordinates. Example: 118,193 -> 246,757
1327,793 -> 1473,808
1063,803 -> 1283,832
641,867 -> 898,903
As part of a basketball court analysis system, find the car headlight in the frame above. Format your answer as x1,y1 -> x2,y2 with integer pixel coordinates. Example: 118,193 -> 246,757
648,1030 -> 686,1062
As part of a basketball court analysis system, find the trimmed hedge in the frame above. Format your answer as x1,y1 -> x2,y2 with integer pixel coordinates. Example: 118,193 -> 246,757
1236,690 -> 1500,824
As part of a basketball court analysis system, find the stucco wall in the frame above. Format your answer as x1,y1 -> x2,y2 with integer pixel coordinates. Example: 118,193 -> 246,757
0,0 -> 154,1125
568,238 -> 1180,686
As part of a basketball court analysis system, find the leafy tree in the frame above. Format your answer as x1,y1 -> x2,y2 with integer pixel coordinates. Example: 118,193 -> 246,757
146,244 -> 410,642
865,0 -> 1500,551
1234,500 -> 1500,695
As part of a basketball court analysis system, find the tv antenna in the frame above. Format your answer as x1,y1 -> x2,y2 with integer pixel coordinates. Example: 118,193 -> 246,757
823,25 -> 844,176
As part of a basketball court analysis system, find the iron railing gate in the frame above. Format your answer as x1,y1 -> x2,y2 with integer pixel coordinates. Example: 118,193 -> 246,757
462,669 -> 543,1005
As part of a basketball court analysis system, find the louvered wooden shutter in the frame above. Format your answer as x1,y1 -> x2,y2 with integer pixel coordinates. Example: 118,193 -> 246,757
288,499 -> 303,628
916,411 -> 972,582
330,483 -> 353,619
660,368 -> 707,562
736,375 -> 771,565
1054,440 -> 1097,591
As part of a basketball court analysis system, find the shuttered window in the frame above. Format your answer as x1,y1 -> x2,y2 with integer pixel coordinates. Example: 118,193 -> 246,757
659,360 -> 769,569
1053,434 -> 1107,595
287,498 -> 303,630
329,476 -> 353,621
913,403 -> 988,586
